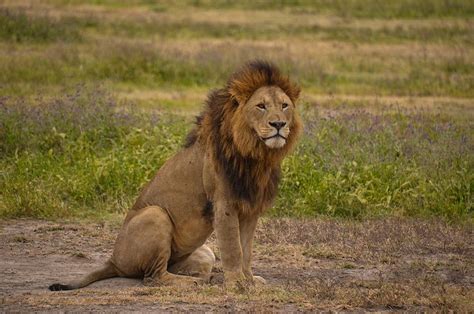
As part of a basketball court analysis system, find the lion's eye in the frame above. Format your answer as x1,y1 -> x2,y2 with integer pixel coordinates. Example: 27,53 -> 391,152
282,103 -> 289,110
257,103 -> 266,110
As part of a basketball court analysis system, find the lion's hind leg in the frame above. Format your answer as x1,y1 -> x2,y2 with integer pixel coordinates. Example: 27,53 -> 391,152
111,206 -> 199,287
114,206 -> 206,287
168,245 -> 215,280
144,272 -> 205,287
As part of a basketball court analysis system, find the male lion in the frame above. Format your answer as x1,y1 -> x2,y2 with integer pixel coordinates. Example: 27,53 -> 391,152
49,60 -> 302,290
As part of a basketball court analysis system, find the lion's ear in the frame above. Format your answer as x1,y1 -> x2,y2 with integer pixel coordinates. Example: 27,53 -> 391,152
287,82 -> 301,104
293,86 -> 301,103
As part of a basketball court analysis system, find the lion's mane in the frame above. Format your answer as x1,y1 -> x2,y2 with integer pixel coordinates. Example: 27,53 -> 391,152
185,60 -> 302,214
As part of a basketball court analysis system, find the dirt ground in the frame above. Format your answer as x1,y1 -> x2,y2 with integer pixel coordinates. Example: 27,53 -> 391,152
0,218 -> 472,312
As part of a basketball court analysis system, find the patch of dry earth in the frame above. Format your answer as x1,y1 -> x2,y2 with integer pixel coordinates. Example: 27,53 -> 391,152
0,218 -> 472,311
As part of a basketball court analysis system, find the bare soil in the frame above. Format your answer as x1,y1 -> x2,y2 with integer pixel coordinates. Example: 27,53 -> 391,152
0,218 -> 472,312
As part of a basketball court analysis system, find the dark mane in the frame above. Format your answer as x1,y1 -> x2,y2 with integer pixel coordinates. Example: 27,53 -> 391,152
183,115 -> 202,148
183,60 -> 301,211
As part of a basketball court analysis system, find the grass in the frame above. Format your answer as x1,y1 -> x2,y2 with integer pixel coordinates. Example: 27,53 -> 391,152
0,1 -> 472,221
50,0 -> 474,18
275,105 -> 472,219
1,1 -> 473,98
190,0 -> 474,18
0,8 -> 85,43
0,88 -> 187,218
96,17 -> 473,44
0,88 -> 471,221
1,40 -> 473,97
2,218 -> 472,311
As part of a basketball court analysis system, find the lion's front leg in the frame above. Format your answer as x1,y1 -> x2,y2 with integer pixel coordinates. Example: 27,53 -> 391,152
239,215 -> 265,284
214,200 -> 246,288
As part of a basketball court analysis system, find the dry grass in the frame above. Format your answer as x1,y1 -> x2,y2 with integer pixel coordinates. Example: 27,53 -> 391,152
0,218 -> 472,311
6,1 -> 473,29
117,86 -> 474,117
1,1 -> 473,97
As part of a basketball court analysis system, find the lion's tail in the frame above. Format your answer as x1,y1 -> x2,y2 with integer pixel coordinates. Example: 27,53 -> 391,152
49,260 -> 118,291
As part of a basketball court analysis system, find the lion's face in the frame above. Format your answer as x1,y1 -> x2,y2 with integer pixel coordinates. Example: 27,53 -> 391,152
243,86 -> 295,149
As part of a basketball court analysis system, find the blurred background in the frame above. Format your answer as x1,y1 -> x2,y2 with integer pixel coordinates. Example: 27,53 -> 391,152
2,0 -> 473,105
0,0 -> 472,220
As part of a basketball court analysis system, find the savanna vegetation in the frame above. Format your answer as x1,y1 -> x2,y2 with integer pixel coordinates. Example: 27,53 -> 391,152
1,1 -> 473,312
0,0 -> 472,221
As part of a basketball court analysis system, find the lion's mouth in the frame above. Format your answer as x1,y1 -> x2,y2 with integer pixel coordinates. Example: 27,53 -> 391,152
260,133 -> 288,149
261,134 -> 287,141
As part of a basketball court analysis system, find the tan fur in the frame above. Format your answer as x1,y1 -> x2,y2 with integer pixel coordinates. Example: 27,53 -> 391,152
49,60 -> 301,291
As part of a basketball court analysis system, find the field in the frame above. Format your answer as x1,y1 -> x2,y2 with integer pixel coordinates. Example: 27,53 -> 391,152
0,0 -> 473,311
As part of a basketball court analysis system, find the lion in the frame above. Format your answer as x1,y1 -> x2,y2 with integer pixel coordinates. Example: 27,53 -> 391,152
49,60 -> 302,291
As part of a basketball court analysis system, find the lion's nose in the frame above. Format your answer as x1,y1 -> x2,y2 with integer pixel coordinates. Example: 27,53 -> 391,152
269,121 -> 287,130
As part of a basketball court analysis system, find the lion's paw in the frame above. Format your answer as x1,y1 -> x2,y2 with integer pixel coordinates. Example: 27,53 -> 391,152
252,275 -> 266,285
224,275 -> 267,293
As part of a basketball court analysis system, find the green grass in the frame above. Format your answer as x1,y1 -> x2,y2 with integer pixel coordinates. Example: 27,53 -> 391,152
98,18 -> 473,45
1,89 -> 471,220
274,106 -> 472,220
0,89 -> 188,218
0,1 -> 472,221
52,0 -> 474,18
0,2 -> 473,97
0,8 -> 88,43
1,41 -> 473,97
207,0 -> 474,18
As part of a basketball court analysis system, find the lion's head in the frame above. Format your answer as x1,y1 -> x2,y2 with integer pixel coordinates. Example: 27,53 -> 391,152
231,85 -> 296,150
187,60 -> 302,158
185,60 -> 302,210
